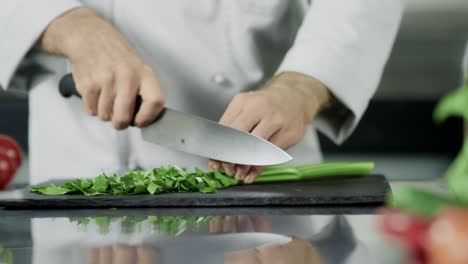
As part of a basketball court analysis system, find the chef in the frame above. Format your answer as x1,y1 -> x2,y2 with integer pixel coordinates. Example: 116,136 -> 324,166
0,1 -> 402,184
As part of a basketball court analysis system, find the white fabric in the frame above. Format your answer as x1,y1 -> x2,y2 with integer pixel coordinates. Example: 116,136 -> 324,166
463,42 -> 468,78
0,0 -> 402,183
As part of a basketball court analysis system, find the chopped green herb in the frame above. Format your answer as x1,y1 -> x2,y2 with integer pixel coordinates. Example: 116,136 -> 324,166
30,166 -> 239,196
30,163 -> 374,196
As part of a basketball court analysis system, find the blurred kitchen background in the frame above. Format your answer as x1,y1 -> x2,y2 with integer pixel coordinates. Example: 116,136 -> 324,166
1,0 -> 467,184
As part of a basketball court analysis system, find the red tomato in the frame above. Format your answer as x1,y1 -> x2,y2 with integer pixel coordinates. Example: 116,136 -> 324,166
0,135 -> 22,170
0,151 -> 15,190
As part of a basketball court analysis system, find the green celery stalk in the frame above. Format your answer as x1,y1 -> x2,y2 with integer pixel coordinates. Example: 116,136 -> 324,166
254,162 -> 374,183
298,162 -> 374,179
254,173 -> 301,183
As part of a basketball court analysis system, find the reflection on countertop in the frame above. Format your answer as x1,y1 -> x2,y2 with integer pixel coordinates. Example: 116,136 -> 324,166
0,210 -> 404,264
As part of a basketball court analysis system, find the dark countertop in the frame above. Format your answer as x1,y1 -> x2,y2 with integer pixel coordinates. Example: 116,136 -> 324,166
0,207 -> 404,264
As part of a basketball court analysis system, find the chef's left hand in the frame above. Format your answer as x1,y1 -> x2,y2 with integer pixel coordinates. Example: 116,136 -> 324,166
209,71 -> 331,183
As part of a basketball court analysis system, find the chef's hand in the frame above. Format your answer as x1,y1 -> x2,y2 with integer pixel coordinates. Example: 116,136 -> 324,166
37,7 -> 165,129
224,238 -> 325,264
209,72 -> 331,183
86,244 -> 157,264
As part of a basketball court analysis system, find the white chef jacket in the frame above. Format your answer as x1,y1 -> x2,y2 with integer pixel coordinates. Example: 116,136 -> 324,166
0,0 -> 402,184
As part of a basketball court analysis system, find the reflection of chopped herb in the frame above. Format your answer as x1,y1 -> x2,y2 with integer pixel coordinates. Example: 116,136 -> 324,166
95,216 -> 112,234
69,217 -> 91,226
0,244 -> 13,264
121,216 -> 147,234
30,166 -> 239,196
69,216 -> 213,236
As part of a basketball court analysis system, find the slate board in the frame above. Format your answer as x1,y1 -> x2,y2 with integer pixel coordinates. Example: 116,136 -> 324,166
0,174 -> 390,209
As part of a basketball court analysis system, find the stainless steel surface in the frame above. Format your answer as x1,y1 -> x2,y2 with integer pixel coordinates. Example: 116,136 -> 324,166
0,210 -> 404,264
141,108 -> 292,166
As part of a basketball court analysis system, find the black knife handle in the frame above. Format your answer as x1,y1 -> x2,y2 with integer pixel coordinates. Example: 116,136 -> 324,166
59,73 -> 80,98
59,73 -> 142,120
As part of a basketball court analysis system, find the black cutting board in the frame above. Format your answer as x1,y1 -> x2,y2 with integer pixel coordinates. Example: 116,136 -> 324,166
0,174 -> 390,209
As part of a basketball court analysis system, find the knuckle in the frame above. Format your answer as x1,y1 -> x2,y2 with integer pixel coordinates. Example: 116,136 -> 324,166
271,114 -> 284,127
98,72 -> 114,86
116,64 -> 136,79
85,84 -> 100,96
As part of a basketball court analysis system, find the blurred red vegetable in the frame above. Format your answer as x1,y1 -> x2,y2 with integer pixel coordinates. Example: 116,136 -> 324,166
0,135 -> 22,190
379,207 -> 468,264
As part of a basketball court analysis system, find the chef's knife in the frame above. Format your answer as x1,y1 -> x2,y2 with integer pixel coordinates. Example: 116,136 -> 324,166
59,74 -> 292,166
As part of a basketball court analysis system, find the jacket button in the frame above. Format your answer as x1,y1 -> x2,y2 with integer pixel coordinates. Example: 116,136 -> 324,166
211,73 -> 231,88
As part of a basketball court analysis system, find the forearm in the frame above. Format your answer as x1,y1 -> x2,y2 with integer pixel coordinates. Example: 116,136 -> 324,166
36,7 -> 133,61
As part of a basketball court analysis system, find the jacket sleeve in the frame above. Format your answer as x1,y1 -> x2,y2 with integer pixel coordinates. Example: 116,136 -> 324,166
277,0 -> 403,144
0,0 -> 81,91
463,42 -> 468,77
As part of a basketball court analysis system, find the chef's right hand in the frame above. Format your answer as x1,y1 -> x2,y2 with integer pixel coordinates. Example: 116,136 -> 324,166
37,7 -> 165,129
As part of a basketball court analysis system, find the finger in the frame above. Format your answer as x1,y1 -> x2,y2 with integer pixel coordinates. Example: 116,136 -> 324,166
227,112 -> 261,133
268,129 -> 291,150
237,216 -> 256,232
251,118 -> 282,141
234,165 -> 251,181
134,72 -> 165,127
97,82 -> 116,121
112,244 -> 135,264
85,248 -> 99,264
82,84 -> 101,116
244,166 -> 265,184
136,245 -> 157,264
222,162 -> 236,176
99,246 -> 113,264
219,95 -> 244,125
208,160 -> 222,171
112,74 -> 139,130
252,217 -> 273,233
209,217 -> 223,233
223,216 -> 237,233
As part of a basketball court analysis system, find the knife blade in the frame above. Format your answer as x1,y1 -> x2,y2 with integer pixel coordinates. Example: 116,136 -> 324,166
59,74 -> 292,166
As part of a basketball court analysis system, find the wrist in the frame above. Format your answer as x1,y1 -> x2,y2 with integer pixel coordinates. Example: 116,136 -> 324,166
266,71 -> 332,122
